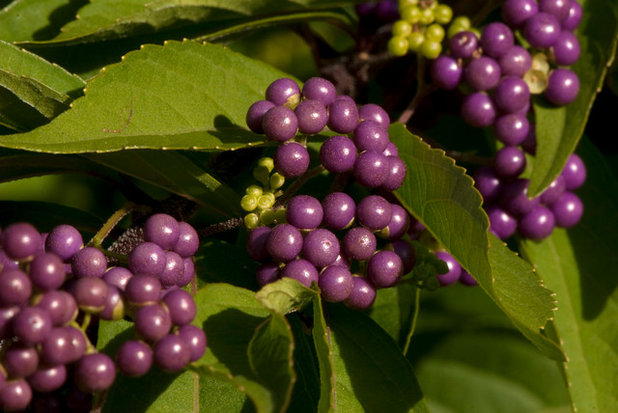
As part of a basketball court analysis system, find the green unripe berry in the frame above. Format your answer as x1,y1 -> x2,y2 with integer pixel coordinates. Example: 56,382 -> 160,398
253,166 -> 270,186
244,213 -> 259,229
274,208 -> 287,223
392,20 -> 413,37
388,36 -> 409,57
399,0 -> 419,10
400,5 -> 421,23
259,209 -> 276,226
257,192 -> 276,210
246,185 -> 263,197
447,16 -> 471,38
425,24 -> 445,42
434,4 -> 453,24
269,172 -> 285,190
241,194 -> 258,212
408,32 -> 426,52
419,8 -> 435,25
257,157 -> 274,173
421,39 -> 442,59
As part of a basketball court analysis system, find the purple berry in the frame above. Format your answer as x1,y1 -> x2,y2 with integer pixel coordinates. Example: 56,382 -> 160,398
459,270 -> 478,286
382,156 -> 407,191
30,252 -> 66,291
539,0 -> 572,22
522,126 -> 537,155
499,45 -> 532,77
160,251 -> 185,288
353,150 -> 389,188
494,112 -> 530,146
319,265 -> 354,302
162,289 -> 196,326
262,105 -> 298,142
13,306 -> 52,345
474,167 -> 503,204
357,195 -> 392,230
461,92 -> 496,128
246,100 -> 275,133
100,284 -> 124,321
358,103 -> 390,128
174,222 -> 199,258
434,251 -> 462,286
34,290 -> 77,326
344,276 -> 376,309
464,56 -> 501,91
353,120 -> 389,152
275,142 -> 310,178
0,269 -> 31,307
144,213 -> 179,250
561,153 -> 586,190
342,227 -> 377,261
103,266 -> 133,290
502,0 -> 539,27
320,135 -> 358,174
134,304 -> 172,342
481,22 -> 515,58
431,56 -> 463,90
75,353 -> 116,393
266,224 -> 303,262
246,226 -> 272,261
494,146 -> 527,178
486,205 -> 517,239
280,258 -> 319,287
71,247 -> 107,278
493,76 -> 530,113
552,31 -> 580,66
449,31 -> 479,59
72,276 -> 109,313
562,0 -> 582,31
0,379 -> 32,411
154,334 -> 191,372
383,141 -> 399,158
540,175 -> 566,205
256,262 -> 280,286
125,273 -> 162,305
302,77 -> 336,106
367,250 -> 403,288
129,242 -> 165,275
116,340 -> 153,377
302,228 -> 340,268
45,224 -> 83,262
265,78 -> 300,107
2,222 -> 41,260
43,326 -> 87,365
389,239 -> 416,274
295,99 -> 328,134
178,258 -> 195,287
177,324 -> 207,362
321,192 -> 356,230
519,205 -> 555,240
286,195 -> 324,230
0,306 -> 19,339
524,12 -> 561,48
501,179 -> 541,216
552,192 -> 583,228
545,68 -> 579,105
28,364 -> 67,393
380,204 -> 410,240
328,98 -> 359,133
3,344 -> 38,378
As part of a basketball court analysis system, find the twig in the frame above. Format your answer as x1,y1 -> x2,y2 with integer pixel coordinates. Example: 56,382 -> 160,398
397,56 -> 436,124
275,165 -> 325,207
403,288 -> 421,356
196,218 -> 244,238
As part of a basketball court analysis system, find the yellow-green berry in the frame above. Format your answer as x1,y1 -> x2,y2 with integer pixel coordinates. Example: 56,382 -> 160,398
269,172 -> 285,191
408,32 -> 425,52
434,4 -> 453,24
425,24 -> 445,42
241,194 -> 258,212
419,8 -> 435,25
257,157 -> 274,173
244,213 -> 259,229
388,35 -> 409,57
392,20 -> 413,37
259,209 -> 276,226
421,39 -> 442,59
400,5 -> 421,23
246,185 -> 263,197
257,192 -> 276,210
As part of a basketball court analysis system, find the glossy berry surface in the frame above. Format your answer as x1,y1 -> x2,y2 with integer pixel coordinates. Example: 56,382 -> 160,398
519,205 -> 556,240
435,251 -> 462,286
302,228 -> 340,268
286,195 -> 324,230
262,106 -> 298,142
461,92 -> 496,128
321,192 -> 356,230
2,222 -> 41,260
45,224 -> 83,262
0,269 -> 31,307
552,192 -> 584,228
280,259 -> 319,287
358,103 -> 390,128
357,195 -> 392,231
328,98 -> 359,133
545,68 -> 579,105
561,153 -> 586,190
177,324 -> 207,362
154,334 -> 191,372
524,12 -> 561,48
319,265 -> 354,302
75,353 -> 116,393
71,247 -> 108,278
265,78 -> 300,106
342,227 -> 376,261
30,252 -> 66,290
266,224 -> 303,262
320,135 -> 357,174
275,142 -> 310,178
162,289 -> 196,326
295,99 -> 328,134
344,276 -> 376,309
367,250 -> 403,288
143,213 -> 179,250
302,77 -> 336,106
431,56 -> 462,90
480,22 -> 514,58
116,340 -> 153,377
246,100 -> 275,133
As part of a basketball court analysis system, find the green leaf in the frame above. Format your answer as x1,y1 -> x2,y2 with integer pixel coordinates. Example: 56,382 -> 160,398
195,239 -> 258,290
323,304 -> 430,413
527,0 -> 618,196
0,200 -> 102,232
417,332 -> 570,413
288,315 -> 320,413
85,150 -> 241,217
311,294 -> 335,413
0,40 -> 292,153
192,283 -> 296,413
0,0 -> 87,42
368,282 -> 417,347
390,123 -> 563,360
0,41 -> 85,130
20,0 -> 355,46
256,278 -> 317,315
520,138 -> 618,412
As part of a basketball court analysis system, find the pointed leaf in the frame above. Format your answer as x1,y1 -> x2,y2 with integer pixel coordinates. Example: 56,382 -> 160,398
192,283 -> 296,413
0,41 -> 291,153
326,304 -> 429,412
390,123 -> 563,360
527,0 -> 618,196
311,294 -> 335,413
368,282 -> 417,348
256,277 -> 318,315
520,139 -> 618,412
85,150 -> 241,217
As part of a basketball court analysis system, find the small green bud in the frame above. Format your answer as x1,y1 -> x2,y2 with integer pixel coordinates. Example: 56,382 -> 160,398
400,5 -> 421,23
434,4 -> 453,25
244,213 -> 259,229
421,39 -> 442,59
419,8 -> 435,25
246,185 -> 263,197
269,172 -> 285,190
393,20 -> 413,37
388,35 -> 409,57
408,32 -> 426,51
257,192 -> 276,210
257,157 -> 274,173
259,209 -> 276,226
240,194 -> 258,212
425,24 -> 445,42
253,166 -> 270,186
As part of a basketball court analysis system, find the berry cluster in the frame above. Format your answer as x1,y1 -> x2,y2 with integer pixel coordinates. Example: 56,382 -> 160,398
0,215 -> 205,412
387,0 -> 456,58
428,0 -> 584,240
